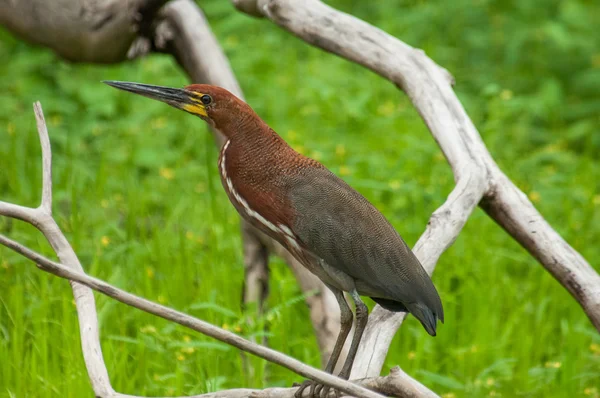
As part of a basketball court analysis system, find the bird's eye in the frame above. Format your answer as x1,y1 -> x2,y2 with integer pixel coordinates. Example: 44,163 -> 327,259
200,94 -> 212,105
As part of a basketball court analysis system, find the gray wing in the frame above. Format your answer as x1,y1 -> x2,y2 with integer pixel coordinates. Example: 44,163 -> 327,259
286,167 -> 444,330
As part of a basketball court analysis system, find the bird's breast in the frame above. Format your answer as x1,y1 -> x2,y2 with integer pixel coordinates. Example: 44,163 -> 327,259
218,140 -> 302,253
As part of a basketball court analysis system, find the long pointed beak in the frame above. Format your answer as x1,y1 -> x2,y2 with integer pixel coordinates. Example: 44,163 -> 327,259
103,80 -> 206,117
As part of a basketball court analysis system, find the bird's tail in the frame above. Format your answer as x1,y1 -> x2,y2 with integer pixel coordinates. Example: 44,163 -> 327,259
405,302 -> 440,336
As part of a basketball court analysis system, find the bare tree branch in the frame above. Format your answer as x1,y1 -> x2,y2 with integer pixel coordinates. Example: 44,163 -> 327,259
481,171 -> 600,325
0,102 -> 114,397
353,168 -> 487,378
0,232 -> 385,398
231,0 -> 600,382
33,102 -> 53,212
0,0 -> 161,63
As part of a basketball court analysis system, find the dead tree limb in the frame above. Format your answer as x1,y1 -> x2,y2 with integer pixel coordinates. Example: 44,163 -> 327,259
0,232 -> 383,398
0,103 -> 113,396
231,0 -> 600,380
0,0 -> 170,63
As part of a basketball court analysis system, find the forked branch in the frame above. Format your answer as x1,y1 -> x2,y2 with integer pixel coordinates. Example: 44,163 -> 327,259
230,0 -> 600,381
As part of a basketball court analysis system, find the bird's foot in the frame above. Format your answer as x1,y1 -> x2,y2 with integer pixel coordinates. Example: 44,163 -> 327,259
294,380 -> 340,398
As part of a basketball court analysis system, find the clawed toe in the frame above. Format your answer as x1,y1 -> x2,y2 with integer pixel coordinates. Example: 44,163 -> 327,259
294,380 -> 340,398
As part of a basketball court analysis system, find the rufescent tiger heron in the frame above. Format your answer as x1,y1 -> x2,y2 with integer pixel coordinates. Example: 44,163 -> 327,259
104,81 -> 444,397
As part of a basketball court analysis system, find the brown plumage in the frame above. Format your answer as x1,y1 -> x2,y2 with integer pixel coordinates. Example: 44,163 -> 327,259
104,81 -> 444,397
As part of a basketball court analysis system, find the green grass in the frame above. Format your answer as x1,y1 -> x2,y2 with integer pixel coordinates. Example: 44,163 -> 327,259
1,0 -> 599,397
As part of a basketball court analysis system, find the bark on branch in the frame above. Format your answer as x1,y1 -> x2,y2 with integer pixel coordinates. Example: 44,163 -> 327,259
231,0 -> 600,382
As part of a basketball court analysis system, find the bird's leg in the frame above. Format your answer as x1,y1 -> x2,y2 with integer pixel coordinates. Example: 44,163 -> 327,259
337,289 -> 369,380
322,287 -> 354,373
294,286 -> 353,398
316,290 -> 368,398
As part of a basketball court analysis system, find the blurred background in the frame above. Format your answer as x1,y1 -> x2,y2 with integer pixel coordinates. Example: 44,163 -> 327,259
0,0 -> 599,397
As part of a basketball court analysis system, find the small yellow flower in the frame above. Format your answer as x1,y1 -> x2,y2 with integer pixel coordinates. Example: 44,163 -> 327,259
377,100 -> 395,116
335,144 -> 346,157
543,143 -> 562,153
486,377 -> 495,387
100,199 -> 109,209
225,35 -> 239,47
407,351 -> 416,360
186,231 -> 195,241
311,151 -> 323,161
181,346 -> 195,354
140,325 -> 157,334
50,115 -> 62,127
584,387 -> 598,396
234,325 -> 242,333
388,180 -> 401,190
100,236 -> 110,247
222,323 -> 230,331
529,191 -> 541,203
160,167 -> 175,180
157,295 -> 167,304
195,183 -> 206,193
470,345 -> 479,353
339,166 -> 351,176
183,335 -> 191,343
151,117 -> 166,129
544,361 -> 561,369
441,393 -> 456,398
500,89 -> 513,100
176,353 -> 185,361
146,267 -> 155,279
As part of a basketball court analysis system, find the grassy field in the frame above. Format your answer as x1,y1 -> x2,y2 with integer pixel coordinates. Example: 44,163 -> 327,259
1,0 -> 599,397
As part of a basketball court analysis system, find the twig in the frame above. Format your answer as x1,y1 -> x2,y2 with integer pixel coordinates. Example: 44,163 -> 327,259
33,102 -> 53,212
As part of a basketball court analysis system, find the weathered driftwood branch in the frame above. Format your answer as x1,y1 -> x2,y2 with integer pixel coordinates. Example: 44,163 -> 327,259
0,102 -> 114,397
0,103 -> 388,398
154,0 -> 344,367
0,0 -> 169,63
232,0 -> 600,381
0,233 -> 382,398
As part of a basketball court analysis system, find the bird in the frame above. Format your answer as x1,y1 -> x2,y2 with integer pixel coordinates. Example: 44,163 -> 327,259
104,80 -> 444,397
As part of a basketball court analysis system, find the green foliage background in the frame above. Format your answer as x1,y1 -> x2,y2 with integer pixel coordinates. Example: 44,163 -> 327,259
1,0 -> 599,397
